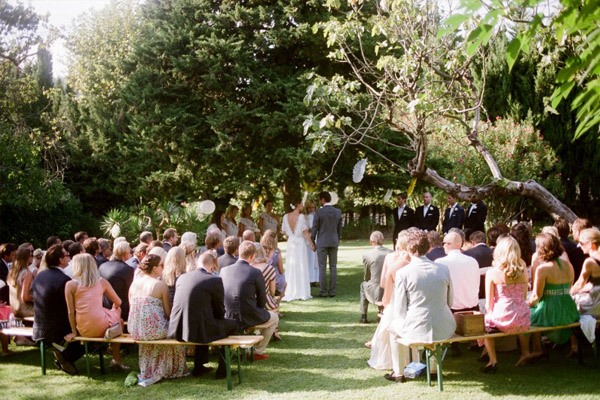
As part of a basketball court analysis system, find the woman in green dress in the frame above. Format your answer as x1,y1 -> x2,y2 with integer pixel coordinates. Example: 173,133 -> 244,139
527,233 -> 579,361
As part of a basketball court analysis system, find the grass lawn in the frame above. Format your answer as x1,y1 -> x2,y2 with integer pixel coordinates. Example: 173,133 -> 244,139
1,240 -> 598,399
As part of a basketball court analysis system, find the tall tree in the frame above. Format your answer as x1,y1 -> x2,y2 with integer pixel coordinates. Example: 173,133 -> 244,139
65,0 -> 347,212
304,0 -> 575,221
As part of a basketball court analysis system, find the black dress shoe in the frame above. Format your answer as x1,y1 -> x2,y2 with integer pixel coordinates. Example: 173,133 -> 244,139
192,365 -> 213,376
359,315 -> 368,324
480,363 -> 498,374
384,373 -> 406,383
329,294 -> 335,298
317,294 -> 328,298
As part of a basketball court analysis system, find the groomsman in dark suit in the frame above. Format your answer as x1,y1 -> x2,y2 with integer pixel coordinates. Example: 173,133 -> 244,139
415,191 -> 440,232
464,199 -> 487,237
442,194 -> 465,234
391,192 -> 415,250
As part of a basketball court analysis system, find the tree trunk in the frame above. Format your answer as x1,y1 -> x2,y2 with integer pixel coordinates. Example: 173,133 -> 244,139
414,167 -> 577,222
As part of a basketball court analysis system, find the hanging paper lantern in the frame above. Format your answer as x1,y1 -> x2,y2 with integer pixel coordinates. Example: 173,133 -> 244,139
352,158 -> 368,183
329,191 -> 339,205
199,200 -> 216,214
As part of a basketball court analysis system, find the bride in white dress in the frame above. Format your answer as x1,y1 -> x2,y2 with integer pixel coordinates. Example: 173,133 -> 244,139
281,202 -> 314,301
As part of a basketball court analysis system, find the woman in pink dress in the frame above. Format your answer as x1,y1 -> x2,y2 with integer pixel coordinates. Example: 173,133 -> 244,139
481,236 -> 531,373
65,253 -> 128,371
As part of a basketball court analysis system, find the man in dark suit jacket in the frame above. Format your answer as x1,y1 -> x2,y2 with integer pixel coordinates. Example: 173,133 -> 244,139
32,244 -> 84,375
220,241 -> 278,360
218,236 -> 238,270
555,217 -> 587,279
168,251 -> 238,378
311,191 -> 343,297
0,243 -> 16,305
442,194 -> 465,234
415,191 -> 440,232
463,231 -> 494,299
391,192 -> 415,250
99,241 -> 134,321
464,200 -> 487,236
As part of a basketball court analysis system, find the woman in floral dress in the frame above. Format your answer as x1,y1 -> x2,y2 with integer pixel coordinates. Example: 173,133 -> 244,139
128,254 -> 188,384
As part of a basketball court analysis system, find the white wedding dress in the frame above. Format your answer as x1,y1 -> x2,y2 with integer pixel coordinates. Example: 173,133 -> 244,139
281,213 -> 312,301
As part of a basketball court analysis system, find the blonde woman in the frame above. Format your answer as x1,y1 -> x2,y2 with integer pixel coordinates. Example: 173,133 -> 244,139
178,242 -> 197,273
481,236 -> 531,372
64,254 -> 128,371
571,227 -> 600,317
260,229 -> 286,296
164,246 -> 187,306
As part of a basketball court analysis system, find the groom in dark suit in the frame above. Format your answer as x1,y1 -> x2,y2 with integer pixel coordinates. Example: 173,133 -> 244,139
311,191 -> 343,298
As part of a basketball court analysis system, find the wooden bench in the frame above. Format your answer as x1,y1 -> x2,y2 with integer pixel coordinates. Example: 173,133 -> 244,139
398,321 -> 599,391
73,333 -> 263,390
1,326 -> 262,390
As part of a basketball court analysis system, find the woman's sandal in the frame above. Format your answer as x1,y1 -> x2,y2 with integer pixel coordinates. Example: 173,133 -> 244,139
110,359 -> 131,372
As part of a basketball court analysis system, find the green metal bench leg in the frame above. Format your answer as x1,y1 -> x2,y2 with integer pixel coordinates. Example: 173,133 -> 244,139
224,345 -> 232,390
40,341 -> 46,375
237,346 -> 243,384
84,342 -> 90,376
99,346 -> 105,374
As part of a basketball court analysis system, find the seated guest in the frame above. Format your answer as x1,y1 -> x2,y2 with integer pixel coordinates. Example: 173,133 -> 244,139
486,224 -> 510,249
32,245 -> 84,375
128,255 -> 188,384
530,226 -> 570,284
0,243 -> 17,355
386,230 -> 456,382
220,241 -> 279,361
260,229 -> 285,296
96,239 -> 112,267
200,231 -> 222,258
7,246 -> 35,346
163,247 -> 187,308
63,242 -> 84,278
178,242 -> 197,273
99,241 -> 134,322
74,231 -> 88,244
510,222 -> 533,268
139,231 -> 154,245
463,231 -> 494,299
7,246 -> 35,319
250,244 -> 279,313
368,230 -> 411,370
571,228 -> 600,317
168,251 -> 238,379
571,218 -> 593,279
46,236 -> 62,250
83,238 -> 101,262
527,233 -> 579,360
180,231 -> 198,247
242,229 -> 256,243
481,236 -> 531,373
359,231 -> 392,323
437,231 -> 479,356
64,254 -> 128,371
218,236 -> 239,270
425,231 -> 445,261
554,218 -> 584,278
162,228 -> 179,252
437,232 -> 479,312
29,248 -> 44,277
127,243 -> 148,269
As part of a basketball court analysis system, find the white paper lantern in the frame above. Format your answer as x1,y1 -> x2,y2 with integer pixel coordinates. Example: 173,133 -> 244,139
199,200 -> 216,214
383,189 -> 393,202
329,191 -> 339,205
352,158 -> 368,183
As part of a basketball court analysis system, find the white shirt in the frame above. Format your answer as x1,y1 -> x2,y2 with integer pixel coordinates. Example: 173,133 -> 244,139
62,262 -> 74,278
397,205 -> 405,219
423,205 -> 429,217
436,249 -> 479,310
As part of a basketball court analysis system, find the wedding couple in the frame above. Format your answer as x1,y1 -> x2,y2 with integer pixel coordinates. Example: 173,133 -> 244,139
282,192 -> 342,301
